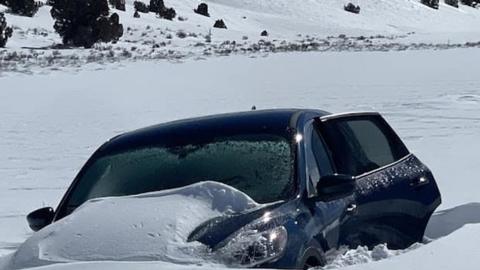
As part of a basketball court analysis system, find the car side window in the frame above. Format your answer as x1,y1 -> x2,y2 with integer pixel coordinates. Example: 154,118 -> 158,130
311,127 -> 334,176
304,122 -> 334,197
321,115 -> 409,176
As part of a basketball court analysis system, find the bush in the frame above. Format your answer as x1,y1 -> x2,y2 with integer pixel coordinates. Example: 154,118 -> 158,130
149,0 -> 162,13
0,12 -> 13,47
133,10 -> 140,18
344,3 -> 360,14
4,0 -> 39,17
461,0 -> 479,7
421,0 -> 439,9
194,3 -> 209,17
445,0 -> 459,7
109,0 -> 125,11
260,30 -> 268,36
50,0 -> 123,48
213,19 -> 226,29
158,6 -> 175,20
134,1 -> 149,13
149,0 -> 175,20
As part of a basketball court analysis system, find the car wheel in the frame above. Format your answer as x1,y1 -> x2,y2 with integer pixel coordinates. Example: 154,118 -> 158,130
299,247 -> 326,270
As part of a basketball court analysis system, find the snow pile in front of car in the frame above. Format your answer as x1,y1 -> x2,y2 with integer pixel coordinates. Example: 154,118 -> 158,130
322,243 -> 423,269
9,181 -> 259,269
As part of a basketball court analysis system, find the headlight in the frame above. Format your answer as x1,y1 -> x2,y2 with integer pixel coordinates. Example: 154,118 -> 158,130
217,226 -> 288,267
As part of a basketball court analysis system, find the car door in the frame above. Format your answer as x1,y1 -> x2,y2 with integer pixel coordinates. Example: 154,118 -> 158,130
316,112 -> 441,249
302,120 -> 355,251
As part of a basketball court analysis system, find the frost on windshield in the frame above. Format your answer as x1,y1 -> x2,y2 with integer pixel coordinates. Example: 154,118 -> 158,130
69,136 -> 293,208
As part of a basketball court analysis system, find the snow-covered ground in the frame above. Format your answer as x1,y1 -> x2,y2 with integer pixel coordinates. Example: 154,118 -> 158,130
1,0 -> 480,74
1,0 -> 480,269
1,47 -> 480,269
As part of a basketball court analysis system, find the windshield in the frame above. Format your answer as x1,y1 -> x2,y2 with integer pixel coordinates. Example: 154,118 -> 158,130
64,134 -> 294,213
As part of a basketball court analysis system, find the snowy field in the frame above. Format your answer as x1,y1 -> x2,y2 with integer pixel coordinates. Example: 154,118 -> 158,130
1,47 -> 480,269
1,0 -> 480,269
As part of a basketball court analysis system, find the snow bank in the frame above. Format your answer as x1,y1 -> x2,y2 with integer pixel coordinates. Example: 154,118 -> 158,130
5,182 -> 258,270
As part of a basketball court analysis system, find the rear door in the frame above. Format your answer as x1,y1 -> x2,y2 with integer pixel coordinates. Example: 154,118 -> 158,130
316,112 -> 441,249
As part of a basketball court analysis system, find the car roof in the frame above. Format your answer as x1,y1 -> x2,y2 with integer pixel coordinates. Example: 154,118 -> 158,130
101,109 -> 331,154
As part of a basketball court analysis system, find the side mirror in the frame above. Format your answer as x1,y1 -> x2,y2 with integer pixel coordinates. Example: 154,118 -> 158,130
316,174 -> 356,201
27,207 -> 55,232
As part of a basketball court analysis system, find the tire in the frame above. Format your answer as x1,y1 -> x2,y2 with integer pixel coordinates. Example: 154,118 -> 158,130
298,247 -> 327,270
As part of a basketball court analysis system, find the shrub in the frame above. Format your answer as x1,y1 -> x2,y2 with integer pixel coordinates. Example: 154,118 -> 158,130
194,3 -> 209,17
4,0 -> 39,17
133,10 -> 140,18
461,0 -> 479,7
421,0 -> 439,9
344,3 -> 360,14
158,6 -> 175,20
134,1 -> 149,13
445,0 -> 459,7
260,30 -> 268,36
50,0 -> 123,48
0,12 -> 13,47
95,13 -> 123,43
213,19 -> 226,29
149,0 -> 162,13
149,0 -> 175,20
109,0 -> 125,11
176,30 -> 186,38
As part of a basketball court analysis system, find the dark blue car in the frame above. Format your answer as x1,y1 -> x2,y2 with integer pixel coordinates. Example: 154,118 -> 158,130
27,109 -> 441,269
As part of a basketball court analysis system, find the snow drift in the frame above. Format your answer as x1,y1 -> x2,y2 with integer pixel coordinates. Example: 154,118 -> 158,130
4,182 -> 260,270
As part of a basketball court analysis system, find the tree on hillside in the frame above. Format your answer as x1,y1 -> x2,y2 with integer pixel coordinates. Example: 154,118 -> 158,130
445,0 -> 459,7
4,0 -> 39,17
194,3 -> 209,17
461,0 -> 479,7
0,12 -> 13,47
109,0 -> 125,11
149,0 -> 176,20
421,0 -> 439,9
50,0 -> 123,48
134,1 -> 149,13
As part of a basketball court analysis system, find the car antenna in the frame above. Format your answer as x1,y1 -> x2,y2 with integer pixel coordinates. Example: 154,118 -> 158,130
251,105 -> 256,111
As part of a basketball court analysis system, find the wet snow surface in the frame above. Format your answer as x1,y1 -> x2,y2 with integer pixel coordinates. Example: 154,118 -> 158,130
1,0 -> 480,269
6,182 -> 258,269
1,48 -> 480,269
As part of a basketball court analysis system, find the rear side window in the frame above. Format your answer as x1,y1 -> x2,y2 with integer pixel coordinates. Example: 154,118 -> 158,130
321,115 -> 409,176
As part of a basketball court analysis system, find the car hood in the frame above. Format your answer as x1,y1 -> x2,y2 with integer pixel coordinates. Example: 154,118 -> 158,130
6,181 -> 279,270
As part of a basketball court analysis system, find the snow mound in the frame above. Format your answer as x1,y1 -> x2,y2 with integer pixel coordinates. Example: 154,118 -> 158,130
7,181 -> 259,270
322,243 -> 422,269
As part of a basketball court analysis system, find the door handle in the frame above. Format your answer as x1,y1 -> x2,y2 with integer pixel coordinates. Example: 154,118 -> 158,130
346,203 -> 357,215
410,176 -> 430,188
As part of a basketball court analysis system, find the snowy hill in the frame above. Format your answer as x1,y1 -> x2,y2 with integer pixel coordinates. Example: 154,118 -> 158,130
1,0 -> 480,74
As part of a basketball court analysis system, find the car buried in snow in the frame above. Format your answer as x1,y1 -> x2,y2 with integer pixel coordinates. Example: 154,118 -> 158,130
18,109 -> 441,270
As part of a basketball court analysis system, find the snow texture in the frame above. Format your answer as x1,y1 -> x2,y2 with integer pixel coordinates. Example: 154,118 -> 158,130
1,0 -> 480,74
1,1 -> 480,269
5,181 -> 258,269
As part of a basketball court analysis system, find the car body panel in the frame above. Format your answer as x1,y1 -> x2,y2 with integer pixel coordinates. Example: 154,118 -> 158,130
21,109 -> 440,269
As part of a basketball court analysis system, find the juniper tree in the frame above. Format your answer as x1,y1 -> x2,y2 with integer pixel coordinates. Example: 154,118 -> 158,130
0,12 -> 13,47
50,0 -> 123,48
4,0 -> 39,17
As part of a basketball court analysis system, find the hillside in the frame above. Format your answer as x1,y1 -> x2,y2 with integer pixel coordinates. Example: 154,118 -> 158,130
1,0 -> 480,74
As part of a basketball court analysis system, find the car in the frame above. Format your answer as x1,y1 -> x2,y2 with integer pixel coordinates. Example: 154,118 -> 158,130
23,109 -> 441,269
